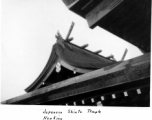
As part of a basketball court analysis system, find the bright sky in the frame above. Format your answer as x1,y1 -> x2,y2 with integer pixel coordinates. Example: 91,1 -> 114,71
1,0 -> 143,102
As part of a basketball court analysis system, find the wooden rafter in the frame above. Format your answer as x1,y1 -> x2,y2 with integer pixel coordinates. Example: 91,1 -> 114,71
81,44 -> 89,49
94,50 -> 102,54
66,37 -> 74,42
65,22 -> 75,40
121,48 -> 128,61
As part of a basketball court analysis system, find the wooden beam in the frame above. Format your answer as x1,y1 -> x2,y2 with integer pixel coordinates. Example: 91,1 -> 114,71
81,0 -> 93,10
57,30 -> 63,40
85,0 -> 123,28
136,89 -> 141,94
73,102 -> 76,106
66,37 -> 74,42
62,0 -> 79,9
123,91 -> 128,97
94,50 -> 102,54
121,48 -> 128,61
106,54 -> 114,59
82,100 -> 85,104
105,54 -> 117,61
81,44 -> 89,49
101,96 -> 105,101
91,98 -> 95,103
97,101 -> 103,106
65,22 -> 75,40
2,53 -> 150,104
112,94 -> 116,99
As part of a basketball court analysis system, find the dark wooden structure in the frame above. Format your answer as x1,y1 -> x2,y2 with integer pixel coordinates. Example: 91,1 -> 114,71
2,0 -> 150,106
2,40 -> 150,106
62,0 -> 151,52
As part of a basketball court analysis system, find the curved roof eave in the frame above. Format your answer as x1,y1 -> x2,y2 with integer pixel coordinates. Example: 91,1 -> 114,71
25,45 -> 58,92
25,41 -> 116,92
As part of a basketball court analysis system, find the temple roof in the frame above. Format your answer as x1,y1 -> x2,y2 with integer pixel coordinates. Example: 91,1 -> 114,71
62,0 -> 151,52
2,53 -> 150,105
25,39 -> 116,92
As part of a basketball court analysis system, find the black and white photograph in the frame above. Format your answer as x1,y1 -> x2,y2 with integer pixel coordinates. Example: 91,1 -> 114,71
1,0 -> 151,119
